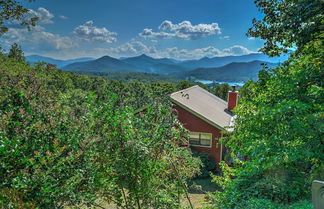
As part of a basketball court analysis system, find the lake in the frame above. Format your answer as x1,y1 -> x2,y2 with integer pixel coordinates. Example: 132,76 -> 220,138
197,80 -> 245,86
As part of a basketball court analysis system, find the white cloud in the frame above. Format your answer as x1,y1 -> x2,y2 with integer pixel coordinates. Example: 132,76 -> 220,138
103,41 -> 254,60
73,21 -> 117,43
248,37 -> 255,40
140,20 -> 221,40
222,45 -> 253,55
157,46 -> 222,60
220,35 -> 230,40
59,15 -> 68,20
6,7 -> 54,28
109,41 -> 157,57
28,7 -> 55,24
151,45 -> 254,60
1,27 -> 76,53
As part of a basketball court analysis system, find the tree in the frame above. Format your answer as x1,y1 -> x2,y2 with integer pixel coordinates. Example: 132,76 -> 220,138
0,46 -> 4,55
0,0 -> 38,35
8,43 -> 25,62
0,55 -> 201,208
210,0 -> 324,208
247,0 -> 323,56
213,83 -> 231,101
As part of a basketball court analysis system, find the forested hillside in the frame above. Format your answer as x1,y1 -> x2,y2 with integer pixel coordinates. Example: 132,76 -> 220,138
175,60 -> 277,82
60,53 -> 286,81
26,55 -> 94,68
0,55 -> 207,208
0,0 -> 322,208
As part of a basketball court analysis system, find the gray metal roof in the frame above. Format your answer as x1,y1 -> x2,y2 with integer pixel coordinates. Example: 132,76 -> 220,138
170,85 -> 235,131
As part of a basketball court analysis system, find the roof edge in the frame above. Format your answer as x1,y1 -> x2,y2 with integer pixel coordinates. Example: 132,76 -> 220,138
170,97 -> 226,131
170,85 -> 200,97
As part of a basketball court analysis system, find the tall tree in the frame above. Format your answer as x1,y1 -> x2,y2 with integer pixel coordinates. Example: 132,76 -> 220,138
210,1 -> 324,208
0,0 -> 38,35
247,0 -> 323,56
8,43 -> 25,62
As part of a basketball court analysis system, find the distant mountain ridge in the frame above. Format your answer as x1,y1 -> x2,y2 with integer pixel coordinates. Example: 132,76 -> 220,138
179,53 -> 287,69
175,60 -> 278,82
63,56 -> 140,73
28,53 -> 286,83
26,55 -> 95,68
63,54 -> 189,74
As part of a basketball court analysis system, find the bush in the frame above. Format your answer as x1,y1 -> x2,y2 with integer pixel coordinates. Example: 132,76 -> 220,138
231,198 -> 312,209
0,56 -> 201,208
191,150 -> 217,178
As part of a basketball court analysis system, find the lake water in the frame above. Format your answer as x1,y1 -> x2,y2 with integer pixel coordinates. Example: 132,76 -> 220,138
197,80 -> 245,86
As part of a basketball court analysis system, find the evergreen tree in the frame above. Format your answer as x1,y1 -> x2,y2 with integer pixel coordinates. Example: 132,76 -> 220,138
8,43 -> 25,62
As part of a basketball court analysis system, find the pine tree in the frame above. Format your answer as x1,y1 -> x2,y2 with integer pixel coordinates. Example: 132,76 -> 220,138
8,43 -> 25,62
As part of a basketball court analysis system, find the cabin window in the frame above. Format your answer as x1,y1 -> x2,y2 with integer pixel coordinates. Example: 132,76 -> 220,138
189,132 -> 212,147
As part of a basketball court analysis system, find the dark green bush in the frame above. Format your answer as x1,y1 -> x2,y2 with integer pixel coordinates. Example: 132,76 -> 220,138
191,150 -> 217,178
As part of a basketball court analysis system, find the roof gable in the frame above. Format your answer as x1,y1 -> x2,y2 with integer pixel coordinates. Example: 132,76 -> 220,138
170,85 -> 234,130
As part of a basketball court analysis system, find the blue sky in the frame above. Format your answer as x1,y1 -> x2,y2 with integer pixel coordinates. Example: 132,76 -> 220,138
1,0 -> 265,60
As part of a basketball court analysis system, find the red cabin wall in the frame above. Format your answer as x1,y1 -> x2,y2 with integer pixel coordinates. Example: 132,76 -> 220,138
173,104 -> 222,164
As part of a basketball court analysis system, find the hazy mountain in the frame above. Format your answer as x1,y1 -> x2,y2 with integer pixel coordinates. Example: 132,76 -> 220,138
64,54 -> 189,74
179,53 -> 287,70
26,55 -> 94,68
63,56 -> 140,73
32,53 -> 286,80
175,60 -> 278,82
122,54 -> 188,74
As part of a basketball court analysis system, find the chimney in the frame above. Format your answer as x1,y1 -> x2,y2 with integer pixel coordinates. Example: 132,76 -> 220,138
228,86 -> 238,111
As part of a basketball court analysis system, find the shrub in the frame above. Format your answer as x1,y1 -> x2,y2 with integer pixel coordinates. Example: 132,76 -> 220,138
191,150 -> 217,178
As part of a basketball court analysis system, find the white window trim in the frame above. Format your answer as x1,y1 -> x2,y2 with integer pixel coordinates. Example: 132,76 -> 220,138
189,132 -> 212,148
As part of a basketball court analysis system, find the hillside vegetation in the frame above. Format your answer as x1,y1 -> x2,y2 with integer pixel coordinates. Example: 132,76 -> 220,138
0,55 -> 208,208
208,0 -> 323,208
175,60 -> 278,82
59,53 -> 283,82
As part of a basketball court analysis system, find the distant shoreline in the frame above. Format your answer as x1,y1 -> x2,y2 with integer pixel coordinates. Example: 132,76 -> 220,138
197,80 -> 245,86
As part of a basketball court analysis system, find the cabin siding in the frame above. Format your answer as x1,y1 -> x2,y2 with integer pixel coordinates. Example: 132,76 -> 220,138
173,104 -> 222,163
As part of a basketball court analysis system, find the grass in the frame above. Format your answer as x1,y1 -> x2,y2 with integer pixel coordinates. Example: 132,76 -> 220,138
184,177 -> 219,208
65,178 -> 218,208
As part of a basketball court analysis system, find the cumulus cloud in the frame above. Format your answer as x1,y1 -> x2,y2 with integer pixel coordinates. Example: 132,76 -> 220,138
74,21 -> 117,43
150,45 -> 253,60
6,7 -> 54,28
139,20 -> 221,40
104,41 -> 254,60
110,41 -> 156,56
1,27 -> 76,53
27,7 -> 55,24
222,45 -> 253,55
158,46 -> 222,60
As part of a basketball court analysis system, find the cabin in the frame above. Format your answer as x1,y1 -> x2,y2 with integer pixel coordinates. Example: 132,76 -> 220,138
170,85 -> 238,165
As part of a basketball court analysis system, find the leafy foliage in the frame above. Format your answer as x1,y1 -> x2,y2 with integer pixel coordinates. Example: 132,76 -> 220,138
8,43 -> 25,62
191,150 -> 217,178
210,0 -> 324,208
0,0 -> 38,35
0,55 -> 204,208
248,0 -> 324,56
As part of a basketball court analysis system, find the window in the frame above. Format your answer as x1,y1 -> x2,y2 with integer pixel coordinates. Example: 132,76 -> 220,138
189,132 -> 212,147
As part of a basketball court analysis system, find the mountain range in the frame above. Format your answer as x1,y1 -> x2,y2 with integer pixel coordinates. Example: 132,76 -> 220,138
26,53 -> 287,82
175,60 -> 278,82
26,55 -> 95,68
